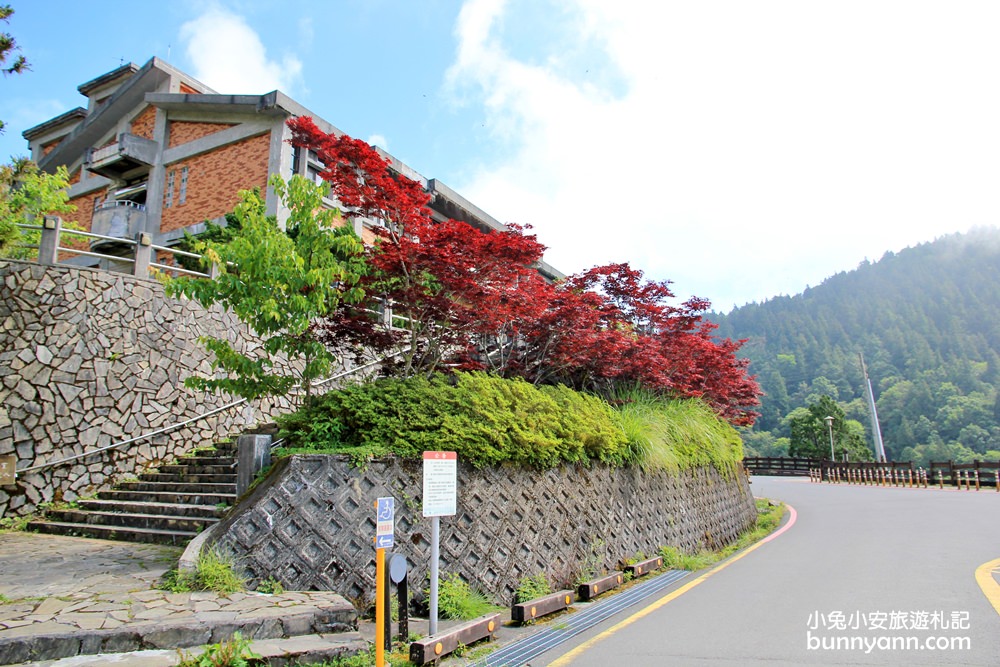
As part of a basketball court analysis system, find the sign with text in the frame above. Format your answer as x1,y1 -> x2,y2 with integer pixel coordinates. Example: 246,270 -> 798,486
0,455 -> 14,485
375,496 -> 394,549
422,451 -> 457,517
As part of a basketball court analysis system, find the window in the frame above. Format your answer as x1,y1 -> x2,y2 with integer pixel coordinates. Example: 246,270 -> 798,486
164,170 -> 174,208
179,166 -> 189,205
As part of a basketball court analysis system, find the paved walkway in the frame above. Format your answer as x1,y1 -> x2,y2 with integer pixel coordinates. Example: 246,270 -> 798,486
0,533 -> 358,665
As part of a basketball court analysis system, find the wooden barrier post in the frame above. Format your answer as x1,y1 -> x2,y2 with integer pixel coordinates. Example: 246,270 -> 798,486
938,469 -> 944,490
974,470 -> 980,491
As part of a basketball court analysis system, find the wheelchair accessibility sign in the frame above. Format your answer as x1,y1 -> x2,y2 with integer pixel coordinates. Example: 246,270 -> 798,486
375,496 -> 394,549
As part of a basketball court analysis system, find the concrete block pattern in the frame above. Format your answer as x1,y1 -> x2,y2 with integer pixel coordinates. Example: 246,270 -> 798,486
214,454 -> 757,605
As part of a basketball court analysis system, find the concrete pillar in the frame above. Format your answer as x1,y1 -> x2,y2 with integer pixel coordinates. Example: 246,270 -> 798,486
38,216 -> 61,265
132,232 -> 152,278
237,434 -> 272,496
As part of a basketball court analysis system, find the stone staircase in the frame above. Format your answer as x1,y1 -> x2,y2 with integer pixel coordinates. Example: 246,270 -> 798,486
28,439 -> 238,546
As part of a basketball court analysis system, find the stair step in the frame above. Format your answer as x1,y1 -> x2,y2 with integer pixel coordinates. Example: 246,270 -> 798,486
117,481 -> 236,494
98,490 -> 237,506
27,521 -> 198,546
77,499 -> 227,518
26,633 -> 369,667
44,509 -> 218,532
139,472 -> 238,484
176,455 -> 237,465
158,464 -> 236,475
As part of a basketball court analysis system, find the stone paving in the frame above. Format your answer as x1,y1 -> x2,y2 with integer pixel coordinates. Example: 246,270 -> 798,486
0,533 -> 358,665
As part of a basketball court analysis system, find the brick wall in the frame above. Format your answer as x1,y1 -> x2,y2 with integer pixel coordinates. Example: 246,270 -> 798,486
167,121 -> 235,149
160,133 -> 271,234
41,140 -> 61,156
130,106 -> 157,140
66,188 -> 108,232
179,83 -> 200,94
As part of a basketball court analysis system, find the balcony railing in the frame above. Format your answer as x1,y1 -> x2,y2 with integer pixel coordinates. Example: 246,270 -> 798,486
85,133 -> 157,179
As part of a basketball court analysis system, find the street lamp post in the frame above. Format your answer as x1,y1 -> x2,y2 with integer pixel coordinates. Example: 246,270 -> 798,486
824,415 -> 835,461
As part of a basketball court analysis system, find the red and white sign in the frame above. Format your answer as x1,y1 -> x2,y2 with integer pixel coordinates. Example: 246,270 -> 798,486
422,451 -> 457,517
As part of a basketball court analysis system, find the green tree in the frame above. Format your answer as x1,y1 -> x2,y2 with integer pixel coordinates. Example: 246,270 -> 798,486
1,5 -> 28,135
165,174 -> 365,404
787,395 -> 873,461
0,158 -> 76,257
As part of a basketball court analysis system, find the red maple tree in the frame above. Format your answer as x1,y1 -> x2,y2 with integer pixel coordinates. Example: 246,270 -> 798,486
286,117 -> 760,425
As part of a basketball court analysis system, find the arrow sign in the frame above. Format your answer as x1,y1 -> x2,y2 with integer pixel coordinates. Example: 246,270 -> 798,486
375,496 -> 394,549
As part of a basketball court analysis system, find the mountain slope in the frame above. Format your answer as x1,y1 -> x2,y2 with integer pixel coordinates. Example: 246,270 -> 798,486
711,228 -> 1000,463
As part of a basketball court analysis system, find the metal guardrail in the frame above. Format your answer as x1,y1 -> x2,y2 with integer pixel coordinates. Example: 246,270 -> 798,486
14,217 -> 214,279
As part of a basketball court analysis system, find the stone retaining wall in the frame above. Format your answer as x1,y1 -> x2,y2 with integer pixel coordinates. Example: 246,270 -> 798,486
214,455 -> 757,604
0,260 -> 293,517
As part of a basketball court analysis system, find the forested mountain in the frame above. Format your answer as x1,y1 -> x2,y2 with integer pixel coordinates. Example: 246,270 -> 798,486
711,228 -> 1000,465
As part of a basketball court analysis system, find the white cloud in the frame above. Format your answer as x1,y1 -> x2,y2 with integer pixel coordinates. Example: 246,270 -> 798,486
368,134 -> 389,151
447,0 -> 1000,311
180,6 -> 303,95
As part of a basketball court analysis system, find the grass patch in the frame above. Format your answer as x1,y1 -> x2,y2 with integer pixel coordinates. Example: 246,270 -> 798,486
162,547 -> 246,595
612,388 -> 744,475
659,498 -> 785,572
175,632 -> 259,667
0,515 -> 33,533
432,573 -> 501,620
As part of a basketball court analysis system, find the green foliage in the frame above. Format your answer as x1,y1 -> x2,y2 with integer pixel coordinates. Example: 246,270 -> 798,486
174,212 -> 242,271
712,230 -> 1000,461
658,499 -> 785,572
786,395 -> 872,461
164,174 -> 365,403
162,547 -> 246,595
612,388 -> 745,474
0,159 -> 77,258
0,514 -> 32,532
255,576 -> 283,595
277,372 -> 629,468
432,573 -> 499,620
514,572 -> 551,604
175,632 -> 260,667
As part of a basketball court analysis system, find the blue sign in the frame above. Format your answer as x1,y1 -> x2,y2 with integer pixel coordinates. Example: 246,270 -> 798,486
376,496 -> 394,549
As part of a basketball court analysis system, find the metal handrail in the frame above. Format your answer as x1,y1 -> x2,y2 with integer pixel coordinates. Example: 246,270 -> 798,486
15,351 -> 404,476
149,262 -> 210,278
98,200 -> 146,211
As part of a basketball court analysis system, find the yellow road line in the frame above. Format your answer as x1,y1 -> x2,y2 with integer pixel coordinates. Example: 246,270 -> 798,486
546,504 -> 798,667
975,558 -> 1000,618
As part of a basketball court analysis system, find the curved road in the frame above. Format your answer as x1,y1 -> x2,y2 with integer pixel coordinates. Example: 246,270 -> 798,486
538,476 -> 1000,666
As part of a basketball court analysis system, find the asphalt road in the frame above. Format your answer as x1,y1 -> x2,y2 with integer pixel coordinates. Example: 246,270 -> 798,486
536,476 -> 1000,666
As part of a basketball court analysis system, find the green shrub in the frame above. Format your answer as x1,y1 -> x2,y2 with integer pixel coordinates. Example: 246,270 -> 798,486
175,632 -> 259,667
433,573 -> 498,620
162,547 -> 246,595
277,372 -> 627,468
514,572 -> 552,604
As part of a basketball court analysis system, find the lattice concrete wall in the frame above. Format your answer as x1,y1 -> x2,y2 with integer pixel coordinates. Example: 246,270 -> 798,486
215,455 -> 757,604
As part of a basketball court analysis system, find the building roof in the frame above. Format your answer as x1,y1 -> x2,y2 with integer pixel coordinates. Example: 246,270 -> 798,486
77,62 -> 141,96
22,107 -> 87,141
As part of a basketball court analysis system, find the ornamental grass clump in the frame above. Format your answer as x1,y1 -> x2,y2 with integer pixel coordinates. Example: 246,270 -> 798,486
611,388 -> 744,474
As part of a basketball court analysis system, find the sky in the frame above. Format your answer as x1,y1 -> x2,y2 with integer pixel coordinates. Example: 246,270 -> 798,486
2,0 -> 999,313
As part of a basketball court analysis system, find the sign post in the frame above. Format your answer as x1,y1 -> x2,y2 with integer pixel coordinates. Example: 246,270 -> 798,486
422,451 -> 457,636
374,496 -> 394,667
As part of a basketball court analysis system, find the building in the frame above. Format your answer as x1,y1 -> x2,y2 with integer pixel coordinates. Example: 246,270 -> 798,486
23,57 -> 561,279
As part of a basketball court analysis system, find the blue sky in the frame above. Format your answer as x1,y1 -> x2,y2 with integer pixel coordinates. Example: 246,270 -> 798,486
3,1 -> 1000,313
